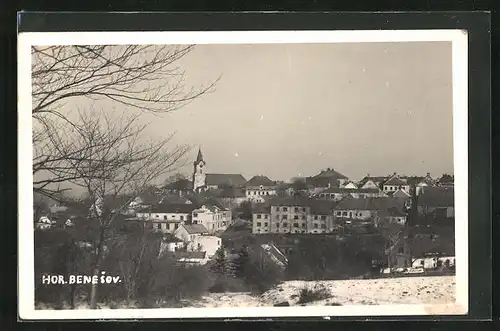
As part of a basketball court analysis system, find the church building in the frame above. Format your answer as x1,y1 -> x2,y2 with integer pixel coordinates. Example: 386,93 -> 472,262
192,149 -> 247,192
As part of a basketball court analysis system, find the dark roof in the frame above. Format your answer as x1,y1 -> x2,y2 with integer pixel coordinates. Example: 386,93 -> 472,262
253,203 -> 271,213
358,175 -> 390,187
181,224 -> 209,234
245,175 -> 276,187
384,176 -> 407,186
163,233 -> 183,243
309,200 -> 336,214
320,187 -> 380,194
205,173 -> 247,187
313,168 -> 348,180
196,149 -> 204,163
266,196 -> 317,207
436,174 -> 454,185
150,203 -> 198,214
418,187 -> 454,207
335,196 -> 406,211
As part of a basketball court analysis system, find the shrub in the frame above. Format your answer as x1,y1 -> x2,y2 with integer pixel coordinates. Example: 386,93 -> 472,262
297,283 -> 331,304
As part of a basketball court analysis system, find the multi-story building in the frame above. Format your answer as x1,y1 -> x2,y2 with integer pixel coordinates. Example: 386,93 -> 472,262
245,175 -> 277,201
318,187 -> 385,201
136,203 -> 198,233
252,197 -> 336,235
191,203 -> 231,233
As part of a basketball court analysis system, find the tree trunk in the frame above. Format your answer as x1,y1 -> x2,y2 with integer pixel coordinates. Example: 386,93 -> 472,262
89,226 -> 106,309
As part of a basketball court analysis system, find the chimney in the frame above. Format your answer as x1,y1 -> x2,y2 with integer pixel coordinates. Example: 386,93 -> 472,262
426,172 -> 430,176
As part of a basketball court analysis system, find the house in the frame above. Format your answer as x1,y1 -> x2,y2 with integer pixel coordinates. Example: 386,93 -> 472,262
358,175 -> 390,190
173,223 -> 209,243
417,186 -> 455,218
382,173 -> 410,194
386,189 -> 411,199
187,235 -> 222,258
245,175 -> 277,201
304,168 -> 349,195
158,234 -> 185,256
318,187 -> 385,201
136,203 -> 198,233
341,181 -> 358,189
435,174 -> 454,187
192,148 -> 247,192
384,228 -> 455,270
35,216 -> 56,230
191,203 -> 231,233
217,187 -> 248,210
333,196 -> 408,226
252,197 -> 337,234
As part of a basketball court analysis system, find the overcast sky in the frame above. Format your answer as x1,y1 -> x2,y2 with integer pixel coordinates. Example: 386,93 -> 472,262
35,41 -> 455,195
150,41 -> 454,182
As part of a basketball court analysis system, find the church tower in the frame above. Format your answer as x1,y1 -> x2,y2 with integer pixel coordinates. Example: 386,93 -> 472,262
192,148 -> 206,192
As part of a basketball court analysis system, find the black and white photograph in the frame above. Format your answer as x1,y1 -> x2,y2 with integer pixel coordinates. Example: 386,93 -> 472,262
18,29 -> 469,319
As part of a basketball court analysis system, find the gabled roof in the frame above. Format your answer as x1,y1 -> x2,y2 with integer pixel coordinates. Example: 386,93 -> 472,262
358,175 -> 390,187
313,168 -> 348,180
195,148 -> 204,164
384,176 -> 407,186
335,196 -> 406,212
205,173 -> 247,187
309,200 -> 336,215
253,203 -> 271,213
181,224 -> 209,234
418,187 -> 454,207
436,174 -> 454,185
245,175 -> 276,187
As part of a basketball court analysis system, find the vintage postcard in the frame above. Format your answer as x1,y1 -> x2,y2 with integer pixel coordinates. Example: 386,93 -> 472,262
18,29 -> 468,320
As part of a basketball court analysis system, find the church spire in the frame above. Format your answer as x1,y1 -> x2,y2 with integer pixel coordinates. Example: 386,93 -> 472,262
195,148 -> 204,164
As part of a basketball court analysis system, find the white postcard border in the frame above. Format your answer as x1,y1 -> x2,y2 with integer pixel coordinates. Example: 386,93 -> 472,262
18,29 -> 469,319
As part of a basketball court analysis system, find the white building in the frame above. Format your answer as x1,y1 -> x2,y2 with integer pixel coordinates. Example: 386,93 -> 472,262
173,224 -> 209,243
191,204 -> 231,233
187,235 -> 222,258
136,203 -> 197,233
245,175 -> 277,202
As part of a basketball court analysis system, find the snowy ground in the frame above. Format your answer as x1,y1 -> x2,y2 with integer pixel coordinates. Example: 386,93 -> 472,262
36,275 -> 456,309
188,275 -> 456,307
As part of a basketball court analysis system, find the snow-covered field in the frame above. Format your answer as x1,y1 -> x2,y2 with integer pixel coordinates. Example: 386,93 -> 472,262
36,275 -> 456,310
189,275 -> 456,307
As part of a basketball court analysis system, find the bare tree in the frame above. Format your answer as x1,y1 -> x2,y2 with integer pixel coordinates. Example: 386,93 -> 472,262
32,45 -> 218,198
44,107 -> 190,308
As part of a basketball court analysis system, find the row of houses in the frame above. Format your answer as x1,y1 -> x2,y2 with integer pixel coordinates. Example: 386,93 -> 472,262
135,201 -> 232,234
251,185 -> 454,235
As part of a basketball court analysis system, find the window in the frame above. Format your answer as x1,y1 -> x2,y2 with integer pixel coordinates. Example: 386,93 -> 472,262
302,207 -> 306,212
336,211 -> 342,216
180,216 -> 184,221
264,222 -> 268,227
257,222 -> 262,227
283,207 -> 288,212
314,223 -> 318,229
294,215 -> 299,220
283,222 -> 288,227
164,215 -> 168,220
321,216 -> 326,221
276,223 -> 280,228
398,247 -> 404,254
175,224 -> 179,229
321,224 -> 326,229
342,211 -> 348,216
301,223 -> 306,228
294,207 -> 299,212
282,215 -> 288,220
293,223 -> 299,228
193,213 -> 198,217
301,215 -> 306,220
275,215 -> 280,220
314,215 -> 318,220
265,215 -> 269,219
276,207 -> 280,212
257,214 -> 262,219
